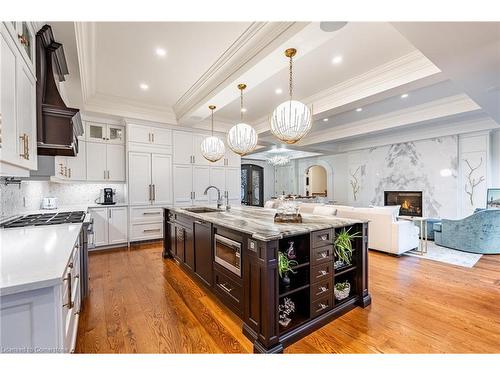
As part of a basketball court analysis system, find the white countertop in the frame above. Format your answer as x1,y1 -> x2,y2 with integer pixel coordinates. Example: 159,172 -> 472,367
0,223 -> 82,296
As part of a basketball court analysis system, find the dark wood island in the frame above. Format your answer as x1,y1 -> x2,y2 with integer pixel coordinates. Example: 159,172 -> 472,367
163,206 -> 371,353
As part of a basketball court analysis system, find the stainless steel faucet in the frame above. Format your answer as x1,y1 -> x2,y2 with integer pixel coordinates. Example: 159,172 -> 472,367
204,185 -> 223,209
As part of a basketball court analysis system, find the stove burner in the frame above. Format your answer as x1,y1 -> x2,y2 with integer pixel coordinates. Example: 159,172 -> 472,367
1,211 -> 86,228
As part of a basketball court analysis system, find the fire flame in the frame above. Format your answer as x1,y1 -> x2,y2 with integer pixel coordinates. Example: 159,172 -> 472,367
401,200 -> 410,209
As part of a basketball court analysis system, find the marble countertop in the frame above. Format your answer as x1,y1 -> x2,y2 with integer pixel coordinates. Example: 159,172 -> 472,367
0,223 -> 82,296
166,205 -> 366,241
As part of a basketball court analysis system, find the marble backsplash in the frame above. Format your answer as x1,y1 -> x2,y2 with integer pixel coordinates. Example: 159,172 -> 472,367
0,181 -> 126,217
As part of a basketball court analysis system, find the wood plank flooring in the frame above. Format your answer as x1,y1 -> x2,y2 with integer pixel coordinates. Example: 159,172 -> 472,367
76,242 -> 500,353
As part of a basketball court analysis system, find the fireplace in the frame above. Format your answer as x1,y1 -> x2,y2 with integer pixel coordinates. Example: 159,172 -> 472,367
384,191 -> 423,217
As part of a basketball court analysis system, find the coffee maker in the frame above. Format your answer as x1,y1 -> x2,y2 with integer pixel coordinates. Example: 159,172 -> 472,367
99,188 -> 116,205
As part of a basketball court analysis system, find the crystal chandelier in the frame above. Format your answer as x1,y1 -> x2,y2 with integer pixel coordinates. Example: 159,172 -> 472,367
227,84 -> 258,156
267,155 -> 290,166
200,105 -> 225,162
270,48 -> 312,144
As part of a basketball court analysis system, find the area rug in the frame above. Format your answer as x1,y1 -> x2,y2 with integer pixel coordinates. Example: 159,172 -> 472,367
404,241 -> 482,268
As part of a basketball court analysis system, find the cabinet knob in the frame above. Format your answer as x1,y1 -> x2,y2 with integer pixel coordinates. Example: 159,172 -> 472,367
18,34 -> 29,46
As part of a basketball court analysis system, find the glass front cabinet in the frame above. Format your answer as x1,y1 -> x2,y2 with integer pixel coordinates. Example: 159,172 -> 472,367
86,122 -> 125,144
5,22 -> 35,74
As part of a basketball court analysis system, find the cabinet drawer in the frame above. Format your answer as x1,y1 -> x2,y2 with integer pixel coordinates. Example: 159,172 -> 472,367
311,279 -> 332,301
312,245 -> 332,265
312,229 -> 333,249
311,262 -> 332,283
130,207 -> 164,223
130,222 -> 163,241
214,268 -> 243,314
311,294 -> 333,318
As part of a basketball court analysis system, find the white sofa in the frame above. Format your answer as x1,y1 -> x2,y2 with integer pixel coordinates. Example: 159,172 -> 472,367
264,200 -> 419,255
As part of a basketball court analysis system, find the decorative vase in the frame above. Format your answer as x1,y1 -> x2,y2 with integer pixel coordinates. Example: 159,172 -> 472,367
282,273 -> 291,286
334,282 -> 351,301
286,241 -> 296,259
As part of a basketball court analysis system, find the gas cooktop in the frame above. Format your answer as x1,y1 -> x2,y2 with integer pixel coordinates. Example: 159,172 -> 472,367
1,211 -> 86,228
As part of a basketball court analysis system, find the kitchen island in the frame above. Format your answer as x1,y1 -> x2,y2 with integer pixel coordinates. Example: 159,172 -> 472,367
163,206 -> 371,353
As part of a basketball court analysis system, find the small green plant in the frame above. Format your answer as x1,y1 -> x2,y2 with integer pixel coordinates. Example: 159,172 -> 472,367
278,251 -> 298,278
334,227 -> 360,265
335,281 -> 350,291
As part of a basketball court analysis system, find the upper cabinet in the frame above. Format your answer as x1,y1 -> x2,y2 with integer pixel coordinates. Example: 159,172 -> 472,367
86,122 -> 125,144
0,22 -> 37,176
128,124 -> 172,147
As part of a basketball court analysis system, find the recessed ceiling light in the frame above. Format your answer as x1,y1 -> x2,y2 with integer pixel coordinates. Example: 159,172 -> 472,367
323,118 -> 329,122
241,108 -> 247,113
401,93 -> 409,99
139,83 -> 149,90
155,48 -> 166,57
275,88 -> 283,94
332,55 -> 343,64
356,107 -> 363,112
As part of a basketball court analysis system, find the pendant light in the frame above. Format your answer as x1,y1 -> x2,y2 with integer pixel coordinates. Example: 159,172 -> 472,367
270,48 -> 312,144
200,105 -> 225,162
227,84 -> 258,156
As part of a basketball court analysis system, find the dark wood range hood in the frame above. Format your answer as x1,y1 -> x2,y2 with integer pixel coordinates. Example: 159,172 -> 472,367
36,24 -> 83,156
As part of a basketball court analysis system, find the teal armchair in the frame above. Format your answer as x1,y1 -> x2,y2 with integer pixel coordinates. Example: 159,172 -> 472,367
433,209 -> 500,254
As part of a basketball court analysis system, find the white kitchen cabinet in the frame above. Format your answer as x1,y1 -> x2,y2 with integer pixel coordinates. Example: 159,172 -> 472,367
151,153 -> 173,205
226,167 -> 242,206
86,142 -> 125,182
209,166 -> 226,203
128,124 -> 172,146
89,207 -> 128,248
129,206 -> 164,242
0,23 -> 37,176
90,207 -> 108,247
192,166 -> 210,205
108,207 -> 128,244
225,150 -> 241,167
193,134 -> 210,166
86,122 -> 125,144
128,151 -> 172,206
129,152 -> 152,205
173,131 -> 194,164
173,164 -> 194,205
55,140 -> 87,180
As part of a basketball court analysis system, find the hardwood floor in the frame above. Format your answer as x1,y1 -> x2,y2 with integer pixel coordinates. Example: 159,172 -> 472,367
76,242 -> 500,353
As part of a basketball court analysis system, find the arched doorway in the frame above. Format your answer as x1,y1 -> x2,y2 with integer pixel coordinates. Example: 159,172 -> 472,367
241,164 -> 264,206
305,165 -> 328,198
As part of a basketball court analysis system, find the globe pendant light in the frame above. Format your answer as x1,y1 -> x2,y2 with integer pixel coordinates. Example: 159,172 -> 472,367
270,48 -> 312,144
227,84 -> 258,156
200,105 -> 225,162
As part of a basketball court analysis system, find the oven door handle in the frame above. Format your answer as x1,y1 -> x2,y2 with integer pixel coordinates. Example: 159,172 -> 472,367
214,234 -> 241,250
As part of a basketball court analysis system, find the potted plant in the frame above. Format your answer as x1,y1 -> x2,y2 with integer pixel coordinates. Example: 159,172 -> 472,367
278,251 -> 298,286
334,281 -> 351,301
333,227 -> 360,270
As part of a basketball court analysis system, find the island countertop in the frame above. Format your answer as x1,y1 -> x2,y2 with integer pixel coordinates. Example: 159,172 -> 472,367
165,205 -> 366,241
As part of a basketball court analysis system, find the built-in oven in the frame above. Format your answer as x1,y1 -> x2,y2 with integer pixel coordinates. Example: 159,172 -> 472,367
214,234 -> 242,277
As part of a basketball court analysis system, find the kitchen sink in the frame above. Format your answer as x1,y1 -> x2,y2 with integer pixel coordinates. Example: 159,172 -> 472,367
183,207 -> 222,213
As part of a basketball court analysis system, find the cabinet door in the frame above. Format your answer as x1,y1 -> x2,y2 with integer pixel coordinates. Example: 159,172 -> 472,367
107,125 -> 125,144
86,142 -> 107,181
66,140 -> 86,180
106,144 -> 125,181
192,166 -> 210,205
0,28 -> 19,165
192,133 -> 210,166
128,152 -> 152,206
151,153 -> 172,205
86,122 -> 107,143
172,131 -> 193,164
90,208 -> 108,247
16,60 -> 37,170
225,150 -> 241,167
108,207 -> 128,244
209,167 -> 226,204
194,221 -> 213,287
151,127 -> 172,146
225,167 -> 241,203
128,124 -> 151,144
184,225 -> 194,271
173,164 -> 193,205
175,224 -> 185,262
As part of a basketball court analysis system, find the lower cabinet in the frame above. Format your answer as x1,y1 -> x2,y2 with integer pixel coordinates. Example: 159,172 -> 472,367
0,239 -> 81,353
89,207 -> 128,249
194,220 -> 213,287
129,206 -> 163,242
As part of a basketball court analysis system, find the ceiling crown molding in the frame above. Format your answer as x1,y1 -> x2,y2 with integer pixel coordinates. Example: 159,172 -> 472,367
173,22 -> 307,122
74,22 -> 96,104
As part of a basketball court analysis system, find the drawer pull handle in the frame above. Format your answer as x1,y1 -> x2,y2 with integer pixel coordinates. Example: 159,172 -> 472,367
143,229 -> 161,232
318,303 -> 328,310
320,234 -> 328,241
319,286 -> 327,293
143,212 -> 161,215
318,270 -> 327,276
63,272 -> 73,309
219,283 -> 233,293
319,252 -> 328,258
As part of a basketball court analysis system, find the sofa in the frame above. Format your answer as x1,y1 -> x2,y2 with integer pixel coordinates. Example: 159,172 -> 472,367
265,200 -> 419,255
433,209 -> 500,254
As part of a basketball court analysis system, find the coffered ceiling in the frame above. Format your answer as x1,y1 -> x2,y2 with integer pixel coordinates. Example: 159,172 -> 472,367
51,21 -> 500,157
